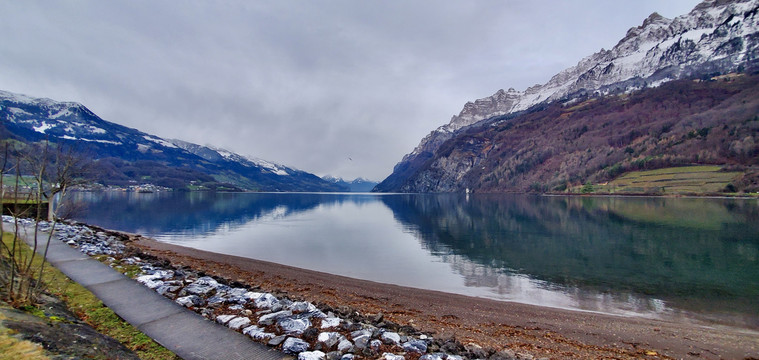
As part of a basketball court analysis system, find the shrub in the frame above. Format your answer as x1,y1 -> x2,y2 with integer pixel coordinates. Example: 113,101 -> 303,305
581,182 -> 594,194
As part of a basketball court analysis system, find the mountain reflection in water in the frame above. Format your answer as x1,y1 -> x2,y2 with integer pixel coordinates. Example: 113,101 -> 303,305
71,192 -> 759,329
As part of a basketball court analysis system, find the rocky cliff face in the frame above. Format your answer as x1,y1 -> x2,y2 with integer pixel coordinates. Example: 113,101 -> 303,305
375,0 -> 759,193
446,88 -> 523,132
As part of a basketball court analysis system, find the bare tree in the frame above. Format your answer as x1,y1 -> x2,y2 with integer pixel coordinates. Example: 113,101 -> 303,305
1,139 -> 93,304
42,143 -> 93,221
0,141 -> 38,304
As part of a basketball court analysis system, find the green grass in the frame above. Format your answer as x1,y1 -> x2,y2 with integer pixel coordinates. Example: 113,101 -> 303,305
0,323 -> 50,360
1,233 -> 180,360
572,165 -> 742,195
0,199 -> 46,205
1,174 -> 38,185
1,173 -> 48,206
96,255 -> 142,278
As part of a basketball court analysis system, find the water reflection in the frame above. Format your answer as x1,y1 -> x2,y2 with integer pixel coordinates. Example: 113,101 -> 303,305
382,194 -> 759,328
71,192 -> 759,329
71,191 -> 375,236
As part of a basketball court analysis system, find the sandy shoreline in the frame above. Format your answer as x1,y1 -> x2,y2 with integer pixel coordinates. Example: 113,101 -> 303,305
127,236 -> 758,360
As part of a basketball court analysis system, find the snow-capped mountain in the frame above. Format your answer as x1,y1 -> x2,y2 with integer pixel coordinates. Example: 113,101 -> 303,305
0,89 -> 168,151
449,0 -> 758,133
376,0 -> 759,192
322,176 -> 379,192
169,140 -> 294,177
0,90 -> 344,192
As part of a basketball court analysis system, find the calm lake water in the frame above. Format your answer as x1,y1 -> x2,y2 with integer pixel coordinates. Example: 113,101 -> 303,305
69,192 -> 759,329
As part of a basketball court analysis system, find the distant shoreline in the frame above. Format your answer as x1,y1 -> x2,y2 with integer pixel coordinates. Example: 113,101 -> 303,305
72,188 -> 759,198
542,192 -> 759,199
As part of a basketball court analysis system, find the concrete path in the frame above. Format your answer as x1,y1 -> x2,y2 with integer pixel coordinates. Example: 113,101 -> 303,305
14,225 -> 291,360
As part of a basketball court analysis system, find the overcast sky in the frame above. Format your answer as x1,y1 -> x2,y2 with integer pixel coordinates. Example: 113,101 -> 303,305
1,0 -> 702,181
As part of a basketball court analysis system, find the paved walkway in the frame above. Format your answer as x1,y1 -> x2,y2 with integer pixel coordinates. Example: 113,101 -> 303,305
14,224 -> 291,360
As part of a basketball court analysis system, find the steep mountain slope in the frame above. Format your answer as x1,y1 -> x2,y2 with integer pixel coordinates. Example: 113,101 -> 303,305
391,74 -> 759,193
376,0 -> 759,192
170,140 -> 347,192
0,90 -> 345,192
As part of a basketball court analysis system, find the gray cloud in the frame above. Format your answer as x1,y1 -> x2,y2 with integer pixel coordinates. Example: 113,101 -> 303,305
0,0 -> 701,180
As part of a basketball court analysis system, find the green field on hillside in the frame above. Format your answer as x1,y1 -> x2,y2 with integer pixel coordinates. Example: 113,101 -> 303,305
573,165 -> 742,195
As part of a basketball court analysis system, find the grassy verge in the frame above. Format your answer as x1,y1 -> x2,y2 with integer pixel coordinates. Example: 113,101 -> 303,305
1,232 -> 180,360
0,321 -> 50,360
570,165 -> 746,195
1,199 -> 46,205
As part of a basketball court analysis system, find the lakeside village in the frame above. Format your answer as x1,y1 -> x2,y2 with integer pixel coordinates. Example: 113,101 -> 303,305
1,182 -> 170,216
2,182 -> 173,196
83,183 -> 173,193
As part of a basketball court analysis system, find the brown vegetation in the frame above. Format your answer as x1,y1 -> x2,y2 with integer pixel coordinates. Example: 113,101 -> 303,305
401,73 -> 759,193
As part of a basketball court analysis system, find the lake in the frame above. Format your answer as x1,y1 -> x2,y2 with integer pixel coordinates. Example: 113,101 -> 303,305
69,191 -> 759,330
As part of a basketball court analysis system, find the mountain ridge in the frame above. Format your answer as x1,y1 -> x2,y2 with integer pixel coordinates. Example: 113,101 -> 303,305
382,73 -> 759,193
446,0 -> 759,130
375,0 -> 759,193
1,90 -> 346,192
322,176 -> 379,192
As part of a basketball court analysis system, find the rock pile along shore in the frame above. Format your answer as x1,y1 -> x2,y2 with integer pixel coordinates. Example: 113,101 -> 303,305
2,217 -> 537,360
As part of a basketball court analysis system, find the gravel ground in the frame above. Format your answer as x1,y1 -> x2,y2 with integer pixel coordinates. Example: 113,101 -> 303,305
129,237 -> 759,360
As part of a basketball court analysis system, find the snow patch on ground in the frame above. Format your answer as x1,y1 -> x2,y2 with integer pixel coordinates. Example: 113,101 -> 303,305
61,135 -> 121,145
8,107 -> 32,117
214,148 -> 246,163
250,157 -> 290,176
50,108 -> 72,119
89,126 -> 107,134
33,121 -> 54,133
143,136 -> 178,148
0,90 -> 43,104
681,27 -> 713,43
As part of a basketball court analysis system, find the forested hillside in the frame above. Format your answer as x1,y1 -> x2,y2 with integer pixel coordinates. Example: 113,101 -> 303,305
384,73 -> 759,193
